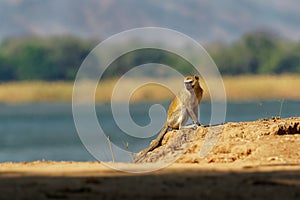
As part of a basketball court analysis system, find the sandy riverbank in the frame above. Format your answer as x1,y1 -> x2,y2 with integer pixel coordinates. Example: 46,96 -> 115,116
0,161 -> 299,200
1,117 -> 300,200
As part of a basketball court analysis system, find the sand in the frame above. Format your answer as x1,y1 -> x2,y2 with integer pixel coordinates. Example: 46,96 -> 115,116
1,117 -> 299,200
0,162 -> 299,200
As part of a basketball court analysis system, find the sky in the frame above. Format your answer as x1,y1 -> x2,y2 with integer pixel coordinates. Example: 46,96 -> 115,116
1,0 -> 300,43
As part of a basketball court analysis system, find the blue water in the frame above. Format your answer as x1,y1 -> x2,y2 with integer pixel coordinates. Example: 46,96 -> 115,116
0,101 -> 299,162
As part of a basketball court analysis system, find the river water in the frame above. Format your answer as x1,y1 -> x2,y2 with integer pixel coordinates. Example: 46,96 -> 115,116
0,100 -> 299,162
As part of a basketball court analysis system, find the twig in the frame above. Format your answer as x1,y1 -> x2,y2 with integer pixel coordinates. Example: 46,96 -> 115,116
122,141 -> 135,162
279,99 -> 284,117
107,136 -> 115,162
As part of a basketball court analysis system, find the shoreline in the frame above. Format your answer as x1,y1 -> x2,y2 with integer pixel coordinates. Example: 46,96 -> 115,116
0,75 -> 300,103
1,117 -> 300,199
1,160 -> 300,174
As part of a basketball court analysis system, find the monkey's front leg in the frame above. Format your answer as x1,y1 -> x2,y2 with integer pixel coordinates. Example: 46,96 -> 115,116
189,106 -> 199,122
180,123 -> 199,130
187,108 -> 200,129
179,122 -> 200,130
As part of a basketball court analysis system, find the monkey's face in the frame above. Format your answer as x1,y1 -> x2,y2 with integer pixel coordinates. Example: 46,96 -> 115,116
184,79 -> 193,91
184,75 -> 199,90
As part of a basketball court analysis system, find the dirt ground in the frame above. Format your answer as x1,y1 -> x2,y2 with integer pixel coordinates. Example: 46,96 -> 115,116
178,117 -> 300,165
0,117 -> 299,200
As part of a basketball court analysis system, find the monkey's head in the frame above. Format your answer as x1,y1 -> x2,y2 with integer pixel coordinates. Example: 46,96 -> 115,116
184,75 -> 200,90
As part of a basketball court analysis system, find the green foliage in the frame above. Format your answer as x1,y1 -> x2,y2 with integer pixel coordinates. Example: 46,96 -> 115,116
0,55 -> 15,80
0,36 -> 92,81
209,30 -> 300,75
0,30 -> 300,81
102,49 -> 196,78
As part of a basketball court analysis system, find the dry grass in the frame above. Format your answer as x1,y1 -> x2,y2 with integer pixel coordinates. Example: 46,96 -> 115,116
0,74 -> 299,103
224,74 -> 300,100
0,81 -> 72,103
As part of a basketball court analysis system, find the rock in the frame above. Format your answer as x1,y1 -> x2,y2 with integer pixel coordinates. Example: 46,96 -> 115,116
135,117 -> 300,164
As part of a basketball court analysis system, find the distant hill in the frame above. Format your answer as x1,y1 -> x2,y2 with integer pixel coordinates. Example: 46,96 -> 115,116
1,0 -> 300,43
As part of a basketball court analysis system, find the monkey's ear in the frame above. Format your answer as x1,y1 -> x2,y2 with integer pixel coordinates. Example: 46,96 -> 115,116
194,75 -> 199,80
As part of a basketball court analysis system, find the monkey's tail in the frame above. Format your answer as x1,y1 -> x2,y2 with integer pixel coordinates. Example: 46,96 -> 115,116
134,124 -> 169,163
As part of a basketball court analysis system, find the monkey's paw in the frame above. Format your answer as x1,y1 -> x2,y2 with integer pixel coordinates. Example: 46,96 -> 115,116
192,123 -> 200,130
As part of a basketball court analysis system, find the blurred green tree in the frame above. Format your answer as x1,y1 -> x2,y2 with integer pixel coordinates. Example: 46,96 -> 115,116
0,31 -> 300,81
210,30 -> 300,75
0,36 -> 92,81
0,55 -> 15,81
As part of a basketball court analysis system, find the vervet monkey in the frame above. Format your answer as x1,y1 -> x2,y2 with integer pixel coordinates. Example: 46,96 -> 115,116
134,75 -> 203,162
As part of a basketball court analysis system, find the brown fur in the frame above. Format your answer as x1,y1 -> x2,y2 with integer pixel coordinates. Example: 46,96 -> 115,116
134,75 -> 203,162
